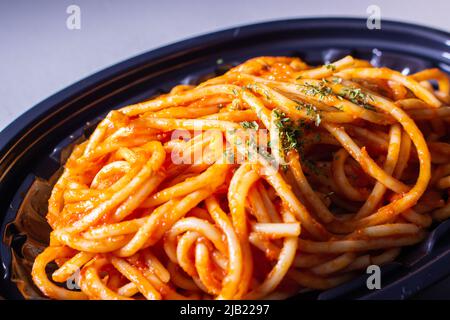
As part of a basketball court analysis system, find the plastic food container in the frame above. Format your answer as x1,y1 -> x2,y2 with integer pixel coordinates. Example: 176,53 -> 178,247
1,18 -> 449,299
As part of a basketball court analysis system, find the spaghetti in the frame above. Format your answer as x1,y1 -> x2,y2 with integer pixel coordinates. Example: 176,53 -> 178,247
31,56 -> 450,300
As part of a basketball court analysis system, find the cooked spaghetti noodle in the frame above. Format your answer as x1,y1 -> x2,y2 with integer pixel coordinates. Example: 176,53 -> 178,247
31,56 -> 450,300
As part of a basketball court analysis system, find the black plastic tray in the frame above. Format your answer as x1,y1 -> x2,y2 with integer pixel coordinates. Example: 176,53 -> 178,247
1,18 -> 449,300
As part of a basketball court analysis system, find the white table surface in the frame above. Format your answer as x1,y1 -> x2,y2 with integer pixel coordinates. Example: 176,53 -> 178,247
1,0 -> 449,131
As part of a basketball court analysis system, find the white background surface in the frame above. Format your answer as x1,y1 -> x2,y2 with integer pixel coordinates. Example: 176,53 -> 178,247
1,0 -> 449,131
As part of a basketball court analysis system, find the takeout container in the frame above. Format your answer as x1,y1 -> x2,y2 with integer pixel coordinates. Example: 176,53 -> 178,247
1,18 -> 449,299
